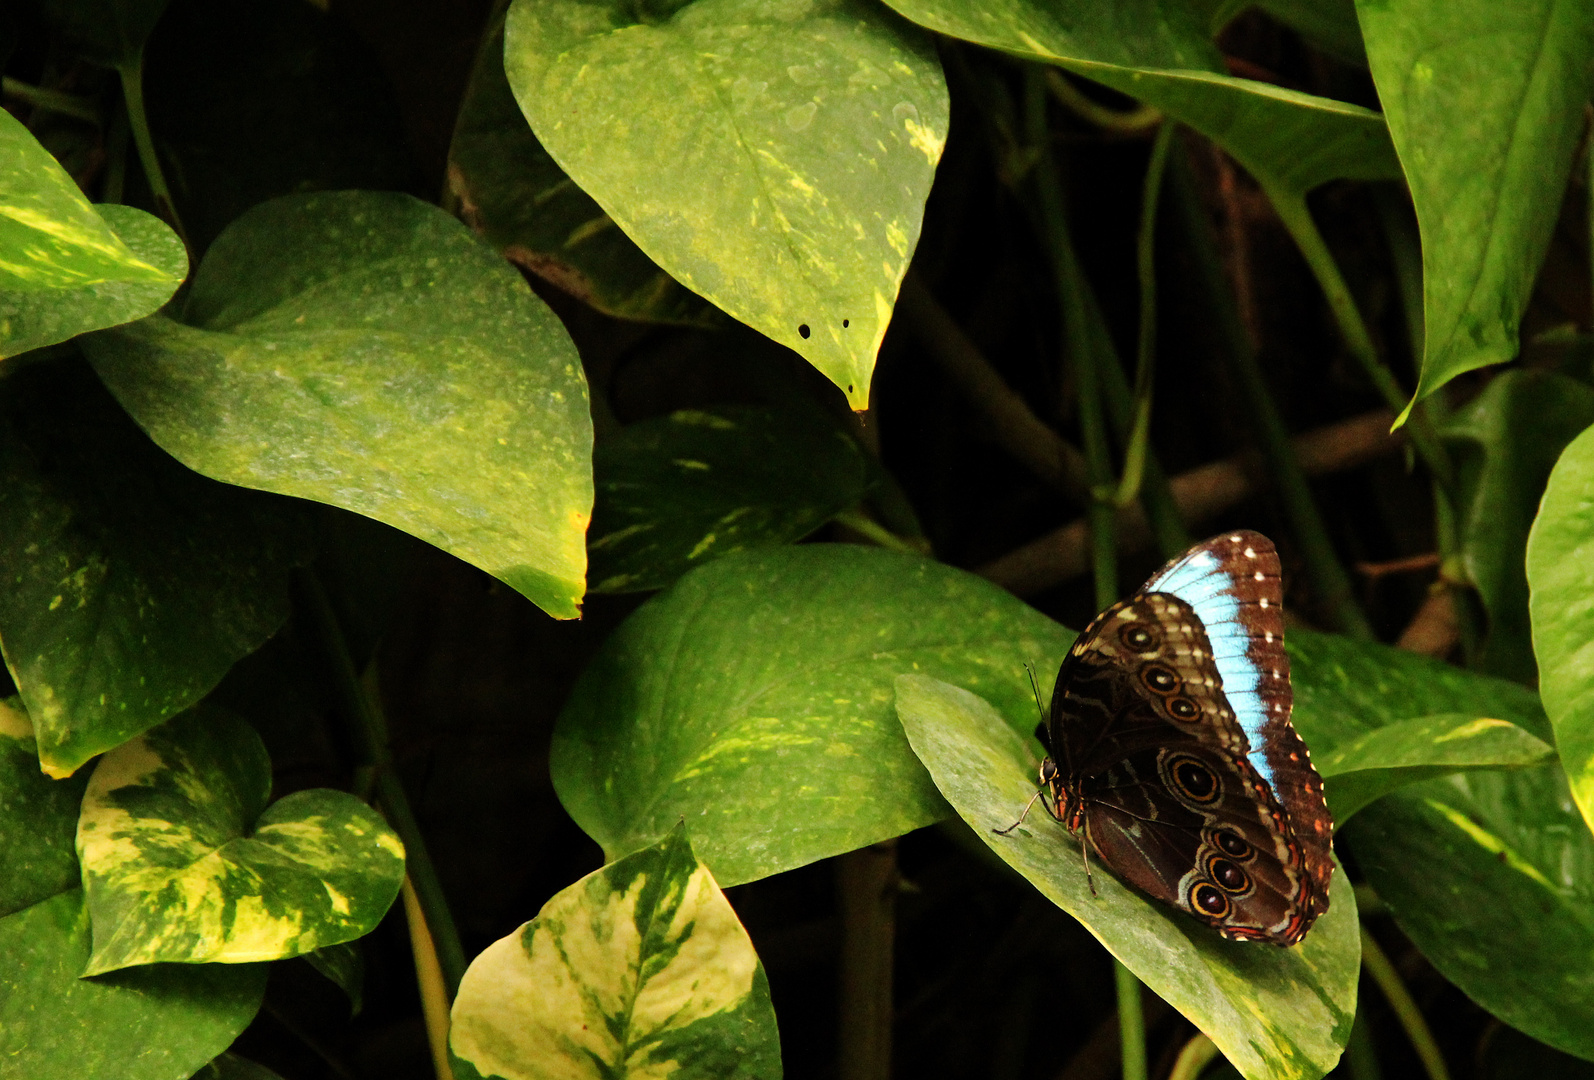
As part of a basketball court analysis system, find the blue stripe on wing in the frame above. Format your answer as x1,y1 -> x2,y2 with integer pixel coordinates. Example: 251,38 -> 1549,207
1147,550 -> 1274,787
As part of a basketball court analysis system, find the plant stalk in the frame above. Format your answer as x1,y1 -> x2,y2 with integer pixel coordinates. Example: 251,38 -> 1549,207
404,876 -> 456,1080
837,840 -> 898,1080
1114,960 -> 1148,1080
1167,1032 -> 1219,1080
1360,924 -> 1451,1080
117,56 -> 191,253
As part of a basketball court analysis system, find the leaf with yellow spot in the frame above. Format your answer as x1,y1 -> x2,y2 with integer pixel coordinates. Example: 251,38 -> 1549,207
589,404 -> 873,593
504,0 -> 949,409
81,190 -> 593,621
450,824 -> 779,1080
76,705 -> 405,975
1,109 -> 187,359
0,358 -> 310,777
895,674 -> 1360,1080
1344,764 -> 1594,1060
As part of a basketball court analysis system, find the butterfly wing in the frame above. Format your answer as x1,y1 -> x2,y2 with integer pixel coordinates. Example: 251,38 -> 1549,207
1046,532 -> 1332,944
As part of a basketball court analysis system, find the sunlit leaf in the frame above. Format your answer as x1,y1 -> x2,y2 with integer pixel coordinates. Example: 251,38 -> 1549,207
81,190 -> 593,619
1527,419 -> 1594,836
448,11 -> 719,326
589,405 -> 872,593
1356,0 -> 1594,414
553,545 -> 1069,886
77,706 -> 405,975
895,674 -> 1358,1080
0,110 -> 186,359
0,357 -> 309,777
0,889 -> 266,1080
1346,765 -> 1594,1060
450,825 -> 780,1080
503,0 -> 949,409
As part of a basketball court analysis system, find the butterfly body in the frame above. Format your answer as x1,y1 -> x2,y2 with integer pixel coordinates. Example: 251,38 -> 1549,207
1033,531 -> 1333,945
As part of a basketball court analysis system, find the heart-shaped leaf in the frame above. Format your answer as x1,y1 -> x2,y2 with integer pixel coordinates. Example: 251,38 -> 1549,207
0,356 -> 309,777
1346,764 -> 1594,1061
589,405 -> 873,593
895,674 -> 1358,1080
76,706 -> 405,975
1355,0 -> 1594,412
1,109 -> 186,359
449,825 -> 779,1080
1316,713 -> 1552,823
553,545 -> 1071,886
504,0 -> 949,409
81,190 -> 593,619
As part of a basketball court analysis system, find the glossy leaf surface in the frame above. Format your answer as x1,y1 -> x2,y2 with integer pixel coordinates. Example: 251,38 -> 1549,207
504,0 -> 949,409
77,707 -> 405,974
1347,765 -> 1594,1060
0,357 -> 308,776
553,545 -> 1070,886
896,674 -> 1358,1080
589,405 -> 872,593
448,12 -> 718,326
0,698 -> 90,917
1446,372 -> 1594,681
450,826 -> 780,1080
1356,0 -> 1594,411
82,190 -> 593,619
0,890 -> 266,1080
1527,419 -> 1594,835
881,0 -> 1400,197
0,110 -> 186,358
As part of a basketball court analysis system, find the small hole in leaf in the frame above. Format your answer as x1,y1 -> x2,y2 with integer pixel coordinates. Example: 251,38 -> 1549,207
847,384 -> 854,393
798,324 -> 811,338
842,319 -> 850,328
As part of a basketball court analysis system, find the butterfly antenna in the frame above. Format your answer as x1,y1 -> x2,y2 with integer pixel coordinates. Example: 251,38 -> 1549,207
1080,831 -> 1096,897
1025,662 -> 1046,726
993,788 -> 1045,836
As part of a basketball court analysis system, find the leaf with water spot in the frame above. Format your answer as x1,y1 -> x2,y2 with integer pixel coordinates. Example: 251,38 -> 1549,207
81,189 -> 593,620
503,0 -> 949,409
589,404 -> 873,593
895,674 -> 1359,1080
0,889 -> 266,1080
76,705 -> 405,975
0,109 -> 186,359
450,824 -> 780,1080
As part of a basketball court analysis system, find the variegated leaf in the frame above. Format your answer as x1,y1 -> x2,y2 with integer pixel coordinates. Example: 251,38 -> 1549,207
450,825 -> 780,1080
0,696 -> 89,918
76,706 -> 405,975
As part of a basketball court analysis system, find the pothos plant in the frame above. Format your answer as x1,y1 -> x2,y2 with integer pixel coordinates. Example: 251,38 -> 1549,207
3,0 -> 1594,1078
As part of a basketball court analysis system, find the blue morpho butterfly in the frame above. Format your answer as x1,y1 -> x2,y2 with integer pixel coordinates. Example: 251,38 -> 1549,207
999,531 -> 1334,945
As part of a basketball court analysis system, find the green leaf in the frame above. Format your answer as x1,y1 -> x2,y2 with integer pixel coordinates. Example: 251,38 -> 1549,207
191,1054 -> 288,1080
1345,764 -> 1594,1061
1356,0 -> 1594,411
895,674 -> 1358,1080
1252,0 -> 1367,66
503,0 -> 949,410
448,10 -> 720,326
1315,712 -> 1552,823
450,825 -> 780,1080
33,0 -> 172,69
552,544 -> 1070,886
589,405 -> 873,593
0,110 -> 186,358
303,940 -> 364,1016
0,357 -> 309,777
880,0 -> 1401,197
0,696 -> 90,917
0,889 -> 266,1080
76,706 -> 406,975
1527,419 -> 1594,836
1444,371 -> 1594,681
81,190 -> 594,620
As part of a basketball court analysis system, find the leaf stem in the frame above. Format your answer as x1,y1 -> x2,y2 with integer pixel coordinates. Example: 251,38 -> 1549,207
1168,153 -> 1374,639
1360,923 -> 1451,1080
1045,69 -> 1163,133
837,840 -> 897,1080
1166,1032 -> 1219,1080
403,876 -> 457,1080
1114,960 -> 1148,1080
299,569 -> 468,996
832,507 -> 925,555
116,55 -> 191,252
2,77 -> 102,125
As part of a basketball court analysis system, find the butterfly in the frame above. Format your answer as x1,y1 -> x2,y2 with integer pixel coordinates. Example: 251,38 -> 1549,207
1000,531 -> 1333,945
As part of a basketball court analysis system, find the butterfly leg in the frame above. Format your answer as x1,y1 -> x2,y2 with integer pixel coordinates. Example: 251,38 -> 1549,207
993,787 -> 1047,835
1080,830 -> 1097,897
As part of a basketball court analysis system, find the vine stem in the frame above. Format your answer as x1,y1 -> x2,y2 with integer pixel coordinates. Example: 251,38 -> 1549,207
117,55 -> 191,252
1360,923 -> 1452,1080
837,840 -> 897,1080
403,877 -> 457,1080
1114,961 -> 1148,1080
1167,1032 -> 1219,1080
832,507 -> 926,555
298,570 -> 469,996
